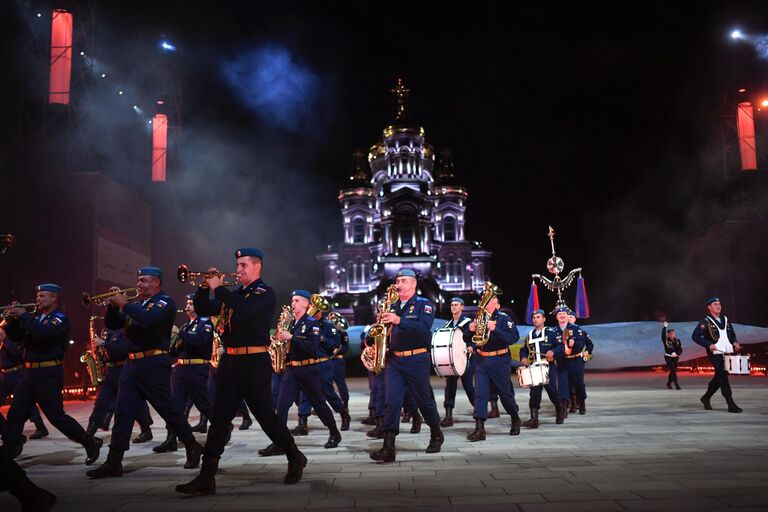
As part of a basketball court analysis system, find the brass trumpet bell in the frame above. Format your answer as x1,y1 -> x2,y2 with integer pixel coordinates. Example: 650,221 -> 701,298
307,294 -> 331,317
81,288 -> 139,307
177,264 -> 238,288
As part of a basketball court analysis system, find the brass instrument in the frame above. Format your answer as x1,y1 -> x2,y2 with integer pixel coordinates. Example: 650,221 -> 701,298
0,234 -> 14,254
362,284 -> 398,374
327,311 -> 349,332
307,294 -> 331,317
80,315 -> 105,386
268,305 -> 294,374
210,321 -> 223,369
0,303 -> 36,315
170,325 -> 181,352
177,264 -> 238,288
81,288 -> 139,307
472,281 -> 503,347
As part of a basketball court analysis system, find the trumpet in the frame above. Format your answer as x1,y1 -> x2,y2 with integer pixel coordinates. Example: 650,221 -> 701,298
81,288 -> 139,307
0,303 -> 36,314
177,264 -> 238,288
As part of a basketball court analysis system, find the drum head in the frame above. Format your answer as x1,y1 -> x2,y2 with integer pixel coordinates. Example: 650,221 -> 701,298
450,328 -> 468,375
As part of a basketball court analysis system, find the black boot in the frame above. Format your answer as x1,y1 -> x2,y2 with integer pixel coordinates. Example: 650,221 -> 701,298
86,448 -> 123,478
132,424 -> 153,443
29,417 -> 49,440
9,473 -> 57,511
183,403 -> 193,419
555,402 -> 565,424
700,393 -> 713,410
370,432 -> 396,462
284,443 -> 307,484
366,416 -> 384,438
191,413 -> 208,434
340,408 -> 351,431
569,398 -> 577,414
224,422 -> 235,445
258,442 -> 286,457
561,400 -> 569,419
521,408 -> 539,429
410,411 -> 422,434
425,427 -> 444,453
725,396 -> 743,413
401,410 -> 411,423
153,430 -> 178,453
99,411 -> 113,432
175,454 -> 219,495
183,439 -> 203,469
440,407 -> 454,427
509,413 -> 521,436
86,420 -> 98,438
578,400 -> 586,415
666,380 -> 672,389
324,427 -> 342,449
467,419 -> 486,442
361,407 -> 375,425
674,382 -> 681,390
488,400 -> 500,419
239,410 -> 253,430
290,415 -> 309,436
80,432 -> 103,465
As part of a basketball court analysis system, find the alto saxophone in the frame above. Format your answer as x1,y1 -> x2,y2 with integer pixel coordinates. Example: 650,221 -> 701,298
80,315 -> 105,387
210,316 -> 223,368
472,281 -> 503,347
361,284 -> 398,374
268,305 -> 294,374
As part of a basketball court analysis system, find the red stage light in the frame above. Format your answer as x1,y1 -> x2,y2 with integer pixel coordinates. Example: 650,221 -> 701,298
761,99 -> 768,108
737,102 -> 757,171
152,114 -> 168,182
49,10 -> 73,105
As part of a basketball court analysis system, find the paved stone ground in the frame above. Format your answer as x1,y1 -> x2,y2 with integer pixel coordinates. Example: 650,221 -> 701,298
2,372 -> 767,511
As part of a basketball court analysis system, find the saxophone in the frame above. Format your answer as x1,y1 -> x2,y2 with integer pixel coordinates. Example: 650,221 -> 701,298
361,284 -> 398,374
472,281 -> 503,347
210,316 -> 223,369
268,305 -> 294,374
80,315 -> 105,387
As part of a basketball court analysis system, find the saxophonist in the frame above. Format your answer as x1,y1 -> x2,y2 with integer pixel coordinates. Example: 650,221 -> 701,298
154,294 -> 214,453
259,290 -> 342,456
1,284 -> 102,464
177,248 -> 306,495
369,269 -> 443,463
466,290 -> 521,442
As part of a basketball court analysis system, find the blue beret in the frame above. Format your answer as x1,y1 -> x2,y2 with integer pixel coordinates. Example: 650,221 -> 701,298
186,293 -> 194,301
292,289 -> 312,300
667,326 -> 675,331
138,266 -> 163,278
706,297 -> 720,306
396,269 -> 417,278
532,308 -> 545,316
450,297 -> 464,305
36,283 -> 62,294
235,247 -> 263,259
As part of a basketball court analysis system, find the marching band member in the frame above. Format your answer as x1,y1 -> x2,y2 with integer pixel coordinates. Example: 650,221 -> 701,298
661,321 -> 682,390
466,293 -> 521,441
519,309 -> 563,428
177,249 -> 306,494
439,297 -> 475,427
87,268 -> 202,478
692,298 -> 743,413
551,305 -> 589,420
1,284 -> 102,464
0,327 -> 48,440
369,269 -> 443,462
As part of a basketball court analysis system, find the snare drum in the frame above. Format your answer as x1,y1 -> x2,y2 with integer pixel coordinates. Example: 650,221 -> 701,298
430,327 -> 468,377
516,362 -> 550,388
723,354 -> 750,375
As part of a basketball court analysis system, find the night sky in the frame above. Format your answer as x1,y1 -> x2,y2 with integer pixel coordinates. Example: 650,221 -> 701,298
3,1 -> 768,325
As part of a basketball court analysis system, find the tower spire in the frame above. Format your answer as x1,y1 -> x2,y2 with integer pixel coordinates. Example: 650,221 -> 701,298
391,78 -> 410,122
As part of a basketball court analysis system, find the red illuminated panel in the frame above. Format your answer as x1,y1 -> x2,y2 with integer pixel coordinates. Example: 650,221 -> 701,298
737,102 -> 757,171
152,114 -> 168,182
49,10 -> 73,105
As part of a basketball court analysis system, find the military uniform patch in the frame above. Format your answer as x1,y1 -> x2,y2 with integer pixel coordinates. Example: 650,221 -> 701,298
156,300 -> 167,308
301,324 -> 307,333
424,305 -> 432,315
409,305 -> 415,313
507,321 -> 513,329
312,326 -> 320,335
147,303 -> 155,310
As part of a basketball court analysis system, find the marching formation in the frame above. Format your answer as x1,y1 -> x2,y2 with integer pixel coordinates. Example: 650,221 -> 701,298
0,243 -> 748,505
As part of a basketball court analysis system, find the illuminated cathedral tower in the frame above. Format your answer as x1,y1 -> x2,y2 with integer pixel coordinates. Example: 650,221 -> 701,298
317,79 -> 492,322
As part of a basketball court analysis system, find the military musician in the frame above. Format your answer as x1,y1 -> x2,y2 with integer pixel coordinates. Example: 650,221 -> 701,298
661,321 -> 682,390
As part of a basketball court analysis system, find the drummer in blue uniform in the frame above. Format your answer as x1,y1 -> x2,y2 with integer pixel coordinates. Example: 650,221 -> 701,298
154,293 -> 214,453
1,283 -> 102,464
550,304 -> 589,420
692,297 -> 743,413
438,297 -> 475,427
519,309 -> 564,428
87,267 -> 203,478
369,269 -> 443,462
259,290 -> 342,456
466,291 -> 521,441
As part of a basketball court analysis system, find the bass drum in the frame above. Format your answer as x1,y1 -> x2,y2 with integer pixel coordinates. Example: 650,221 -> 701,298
430,327 -> 468,377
